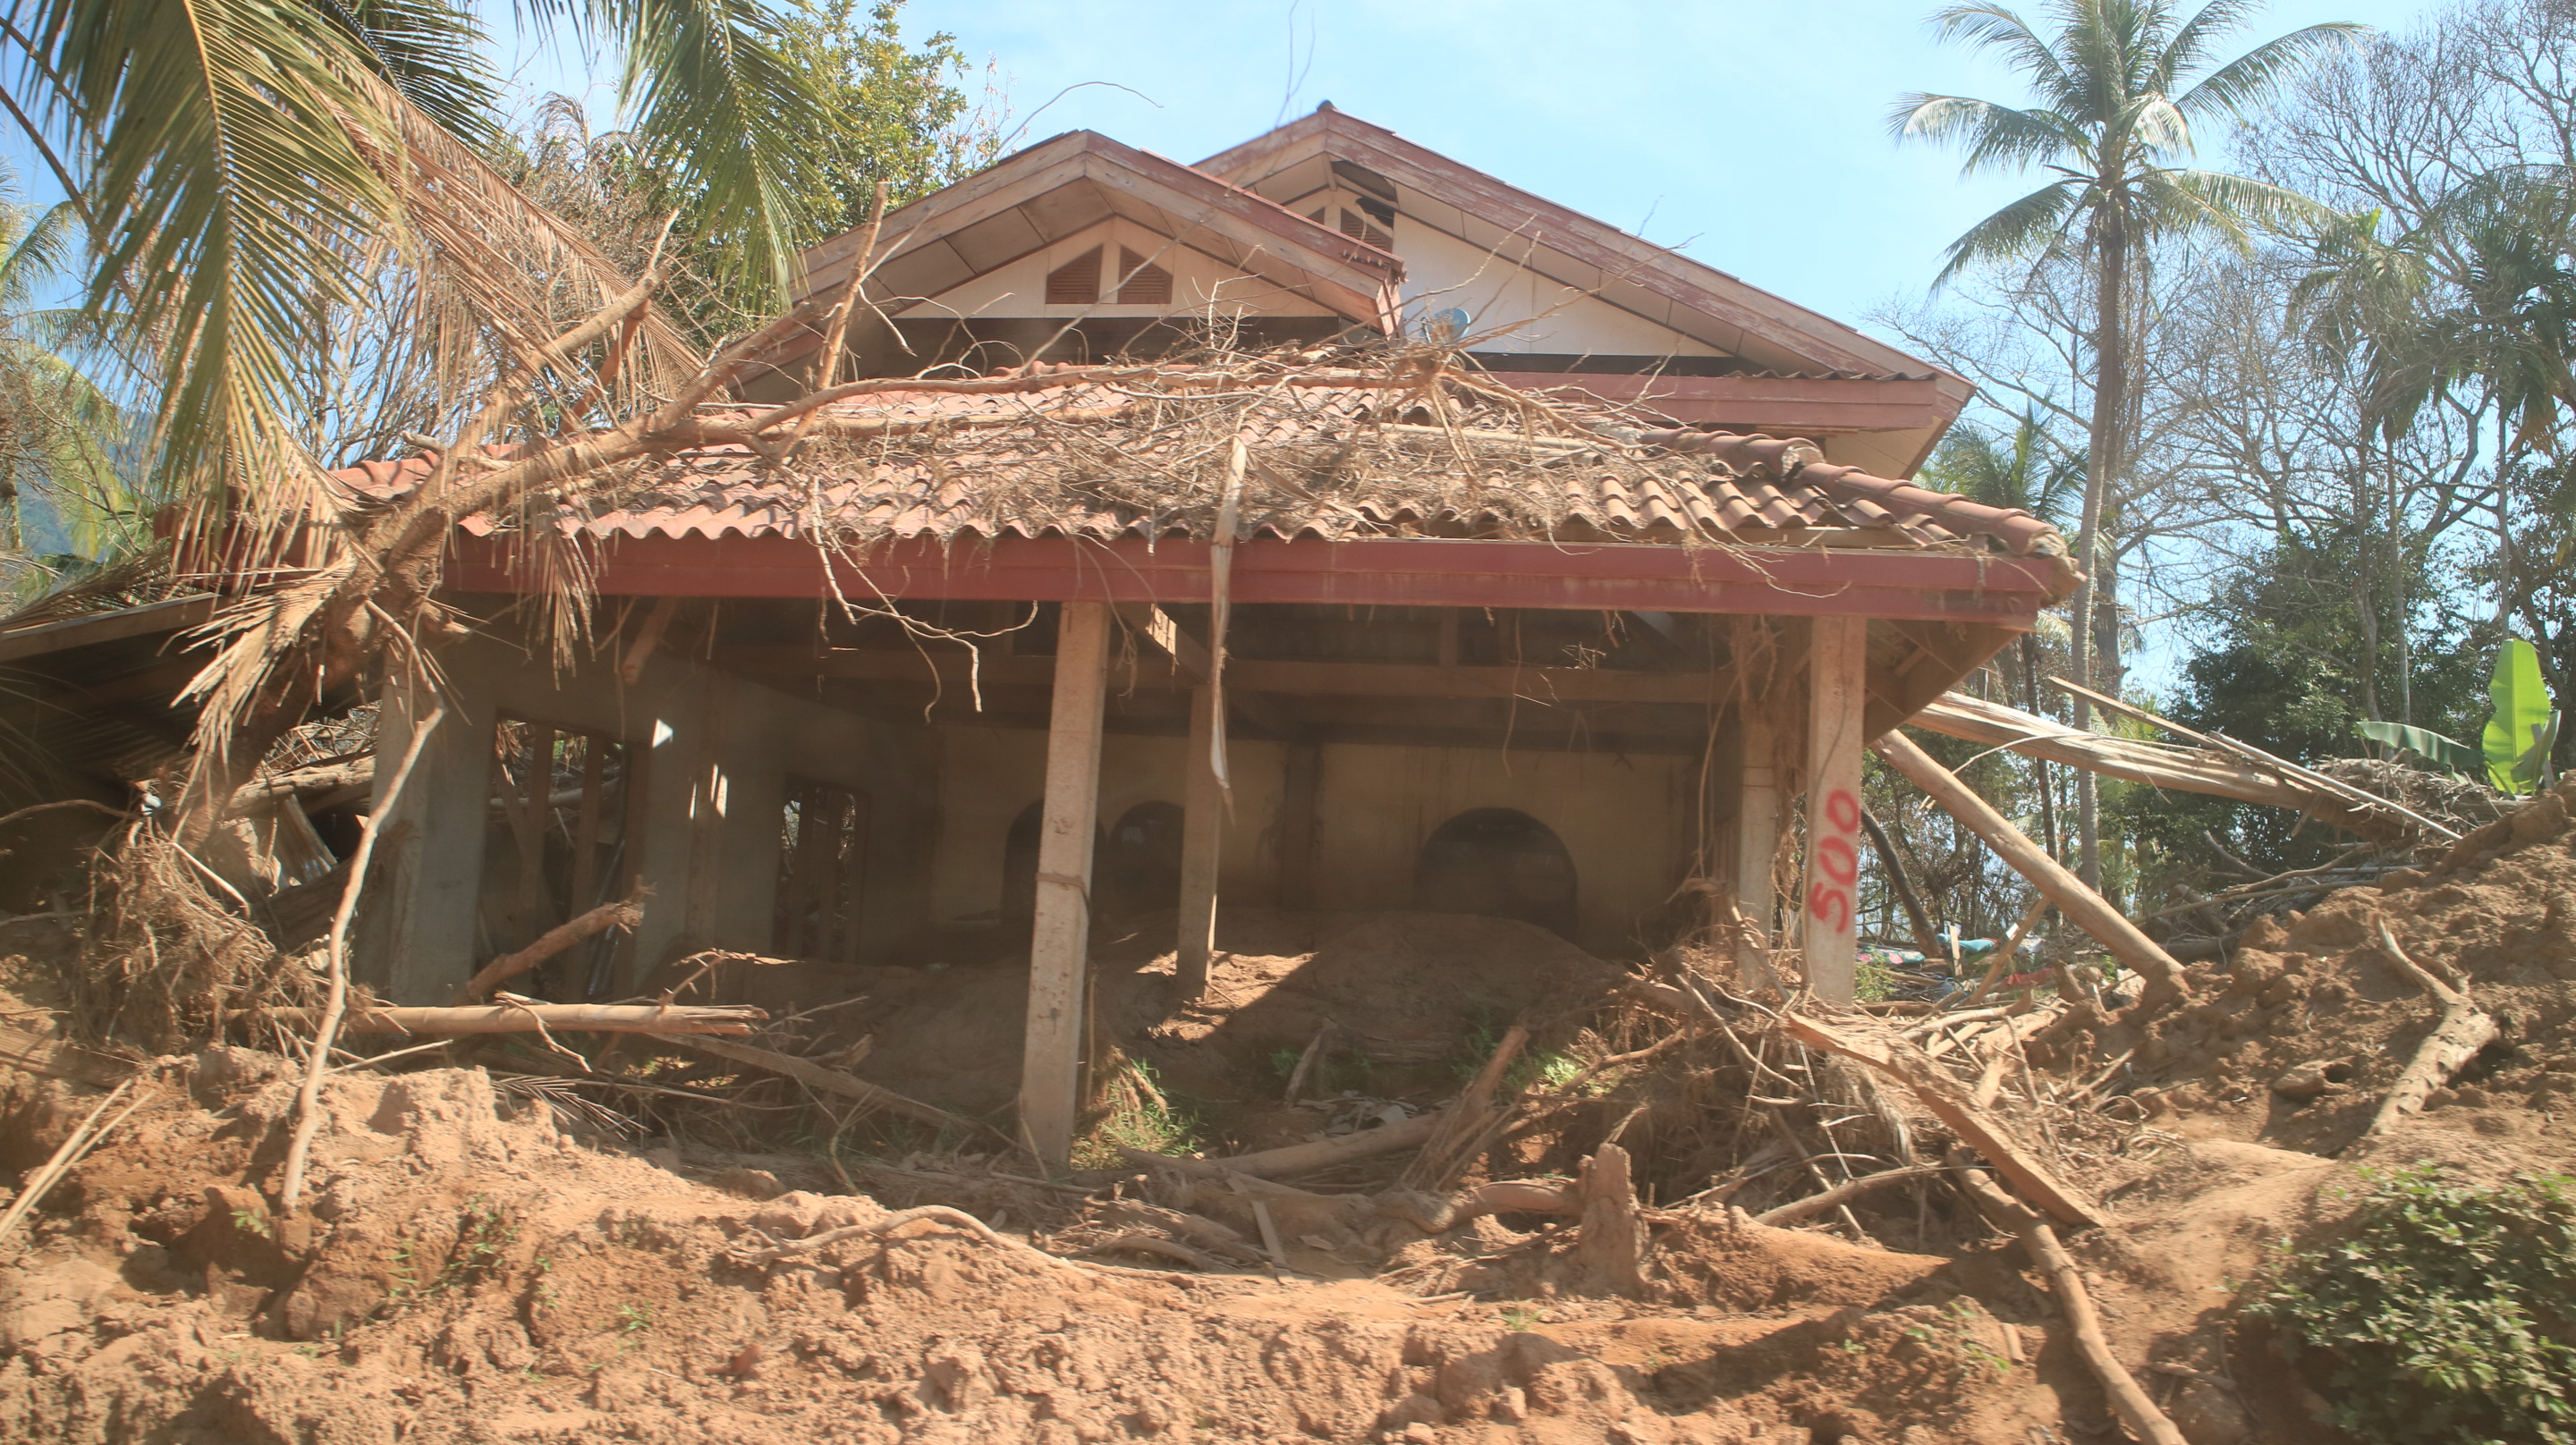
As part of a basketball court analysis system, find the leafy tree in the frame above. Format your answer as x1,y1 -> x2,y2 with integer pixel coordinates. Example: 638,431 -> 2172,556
3,0 -> 836,533
1894,0 -> 2361,887
0,177 -> 137,602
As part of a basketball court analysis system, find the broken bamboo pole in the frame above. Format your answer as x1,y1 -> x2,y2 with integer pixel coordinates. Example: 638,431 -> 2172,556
1951,1153 -> 2185,1445
275,1002 -> 765,1035
1752,1163 -> 1949,1226
1873,731 -> 2190,1010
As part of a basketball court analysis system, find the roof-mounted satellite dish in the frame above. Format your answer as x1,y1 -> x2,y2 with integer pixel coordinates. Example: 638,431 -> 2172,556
1422,308 -> 1471,344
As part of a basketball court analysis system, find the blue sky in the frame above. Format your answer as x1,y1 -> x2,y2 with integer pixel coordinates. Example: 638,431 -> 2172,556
476,0 -> 2441,335
882,0 -> 2437,335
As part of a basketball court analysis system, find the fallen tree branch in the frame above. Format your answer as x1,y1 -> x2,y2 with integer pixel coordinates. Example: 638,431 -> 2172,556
1124,1109 -> 1443,1180
1752,1163 -> 1949,1226
227,756 -> 375,815
1874,730 -> 2190,1010
1783,1013 -> 2103,1231
455,884 -> 647,1003
2363,920 -> 2497,1138
1950,1153 -> 2185,1445
275,1002 -> 764,1035
747,1204 -> 1091,1280
655,1032 -> 992,1138
280,700 -> 443,1214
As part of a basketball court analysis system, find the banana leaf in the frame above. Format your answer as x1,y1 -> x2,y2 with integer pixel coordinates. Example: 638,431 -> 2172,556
2483,639 -> 2558,794
2356,719 -> 2481,777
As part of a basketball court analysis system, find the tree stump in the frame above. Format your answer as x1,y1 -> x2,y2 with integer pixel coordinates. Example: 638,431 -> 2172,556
1576,1144 -> 1646,1297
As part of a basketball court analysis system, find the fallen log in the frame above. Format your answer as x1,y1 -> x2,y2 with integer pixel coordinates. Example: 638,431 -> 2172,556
1951,1153 -> 2185,1445
2364,920 -> 2498,1137
656,1033 -> 988,1137
1874,731 -> 2190,1010
456,885 -> 648,1003
1124,1109 -> 1442,1180
275,1003 -> 765,1035
1784,1013 -> 2103,1231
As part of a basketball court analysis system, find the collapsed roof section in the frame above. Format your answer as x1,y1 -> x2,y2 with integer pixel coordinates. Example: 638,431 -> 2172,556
344,355 -> 2069,630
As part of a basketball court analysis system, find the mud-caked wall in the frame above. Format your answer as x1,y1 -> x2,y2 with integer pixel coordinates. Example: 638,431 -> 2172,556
927,724 -> 1693,956
358,632 -> 936,1003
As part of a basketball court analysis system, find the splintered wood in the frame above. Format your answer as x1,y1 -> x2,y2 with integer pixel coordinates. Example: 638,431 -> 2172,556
1783,1013 -> 2103,1231
2365,918 -> 2499,1137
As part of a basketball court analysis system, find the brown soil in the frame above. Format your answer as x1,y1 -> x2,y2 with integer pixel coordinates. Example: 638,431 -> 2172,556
12,801 -> 2576,1445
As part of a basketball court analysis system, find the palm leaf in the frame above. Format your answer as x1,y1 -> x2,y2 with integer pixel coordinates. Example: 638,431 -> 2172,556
2174,21 -> 2369,124
314,0 -> 502,142
2484,638 -> 2557,794
1936,180 -> 2082,285
2355,719 -> 2480,778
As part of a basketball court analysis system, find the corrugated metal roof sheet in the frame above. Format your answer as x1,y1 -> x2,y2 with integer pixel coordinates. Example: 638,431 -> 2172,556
340,377 -> 2063,560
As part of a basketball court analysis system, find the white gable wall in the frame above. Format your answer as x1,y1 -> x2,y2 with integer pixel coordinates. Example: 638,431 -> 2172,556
894,216 -> 1342,323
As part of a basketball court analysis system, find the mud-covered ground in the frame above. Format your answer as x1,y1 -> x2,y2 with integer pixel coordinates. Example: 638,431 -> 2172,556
8,792 -> 2576,1445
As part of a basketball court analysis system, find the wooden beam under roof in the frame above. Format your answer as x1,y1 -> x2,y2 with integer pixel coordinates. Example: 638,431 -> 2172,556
716,644 -> 1737,706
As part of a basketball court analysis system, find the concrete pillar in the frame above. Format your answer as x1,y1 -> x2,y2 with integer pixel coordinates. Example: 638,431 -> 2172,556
1801,616 -> 1870,1003
1020,602 -> 1112,1170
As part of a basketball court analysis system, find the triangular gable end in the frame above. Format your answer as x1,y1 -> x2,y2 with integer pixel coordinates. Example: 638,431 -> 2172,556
775,131 -> 1403,385
1198,106 -> 1971,477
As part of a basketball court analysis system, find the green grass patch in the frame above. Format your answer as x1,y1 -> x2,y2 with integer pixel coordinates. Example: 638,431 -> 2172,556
1073,1059 -> 1204,1170
2246,1165 -> 2576,1445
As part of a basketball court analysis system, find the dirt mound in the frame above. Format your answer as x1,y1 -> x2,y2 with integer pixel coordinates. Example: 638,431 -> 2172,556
2099,781 -> 2576,1165
834,909 -> 1621,1137
0,1057 -> 2059,1444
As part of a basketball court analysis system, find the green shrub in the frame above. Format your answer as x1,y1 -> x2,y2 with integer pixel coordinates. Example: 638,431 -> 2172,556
2247,1165 -> 2576,1445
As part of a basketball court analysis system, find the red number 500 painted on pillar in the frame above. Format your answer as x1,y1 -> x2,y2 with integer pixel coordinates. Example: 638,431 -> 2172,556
1807,788 -> 1862,935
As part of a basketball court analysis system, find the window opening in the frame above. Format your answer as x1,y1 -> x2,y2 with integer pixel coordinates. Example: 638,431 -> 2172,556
1097,800 -> 1184,917
1115,246 -> 1174,306
481,719 -> 635,998
775,777 -> 869,965
1046,246 -> 1102,305
1414,807 -> 1576,938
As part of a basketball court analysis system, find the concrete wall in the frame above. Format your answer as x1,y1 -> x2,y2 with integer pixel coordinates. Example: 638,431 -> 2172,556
359,634 -> 936,1003
926,722 -> 1695,955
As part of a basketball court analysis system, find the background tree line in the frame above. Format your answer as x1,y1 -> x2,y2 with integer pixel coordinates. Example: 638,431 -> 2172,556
1869,0 -> 2576,945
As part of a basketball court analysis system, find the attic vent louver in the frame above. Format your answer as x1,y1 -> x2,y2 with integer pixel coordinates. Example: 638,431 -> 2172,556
1338,208 -> 1393,251
1116,247 -> 1173,306
1046,247 -> 1102,305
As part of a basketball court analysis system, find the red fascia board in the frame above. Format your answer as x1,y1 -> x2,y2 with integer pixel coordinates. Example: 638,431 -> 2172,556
446,533 -> 2052,624
1500,374 -> 1954,433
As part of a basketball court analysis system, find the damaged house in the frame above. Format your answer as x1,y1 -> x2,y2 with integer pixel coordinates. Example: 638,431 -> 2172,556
131,107 -> 2078,1165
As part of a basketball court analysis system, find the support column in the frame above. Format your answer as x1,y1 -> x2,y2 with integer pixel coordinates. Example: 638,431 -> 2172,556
1276,741 -> 1320,909
1732,709 -> 1780,991
1021,601 -> 1112,1170
1176,684 -> 1222,995
1801,616 -> 1869,1004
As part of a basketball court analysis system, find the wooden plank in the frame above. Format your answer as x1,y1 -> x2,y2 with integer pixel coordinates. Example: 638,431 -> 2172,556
1276,741 -> 1320,909
725,644 -> 1733,706
1784,1013 -> 2103,1230
0,596 -> 216,663
1802,617 -> 1869,1003
1873,730 -> 2191,1007
1021,601 -> 1113,1170
1176,685 -> 1222,995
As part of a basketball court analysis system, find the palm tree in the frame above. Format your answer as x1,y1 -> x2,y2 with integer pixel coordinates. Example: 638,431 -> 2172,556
0,182 -> 136,602
0,0 -> 834,538
1894,0 -> 2360,886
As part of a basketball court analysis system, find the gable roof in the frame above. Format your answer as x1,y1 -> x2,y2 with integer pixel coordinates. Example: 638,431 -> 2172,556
1198,105 -> 1949,382
791,130 -> 1403,334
